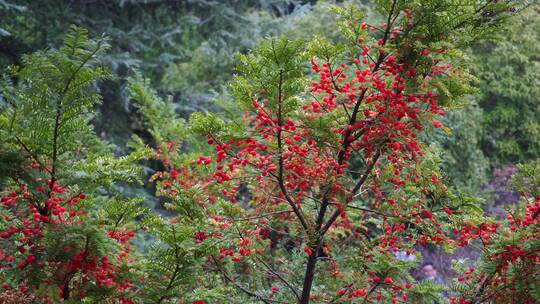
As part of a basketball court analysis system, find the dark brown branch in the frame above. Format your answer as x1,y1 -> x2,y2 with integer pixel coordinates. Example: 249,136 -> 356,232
48,40 -> 104,200
275,69 -> 310,233
327,283 -> 354,304
452,0 -> 498,30
314,0 -> 395,232
299,241 -> 322,304
299,3 -> 399,302
319,146 -> 383,236
14,136 -> 50,174
63,235 -> 90,300
156,262 -> 181,304
361,281 -> 381,304
157,224 -> 183,304
350,148 -> 382,195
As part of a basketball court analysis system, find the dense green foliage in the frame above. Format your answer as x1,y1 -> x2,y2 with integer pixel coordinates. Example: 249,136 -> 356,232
0,0 -> 538,303
2,0 -> 537,188
0,26 -> 227,303
0,0 -> 301,145
474,4 -> 540,165
0,26 -> 148,302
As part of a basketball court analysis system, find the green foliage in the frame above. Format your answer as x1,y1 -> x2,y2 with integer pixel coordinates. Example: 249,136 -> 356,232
433,105 -> 490,191
134,1 -> 525,303
0,0 -> 308,146
128,71 -> 187,146
0,26 -> 149,302
137,212 -> 220,303
0,1 -> 536,303
0,0 -> 25,37
189,112 -> 227,137
474,3 -> 540,165
511,161 -> 540,197
232,37 -> 306,109
1,25 -> 108,162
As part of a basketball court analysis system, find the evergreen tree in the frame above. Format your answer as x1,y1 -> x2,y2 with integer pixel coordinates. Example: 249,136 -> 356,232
0,1 -> 537,304
0,26 -> 148,303
134,1 -> 529,303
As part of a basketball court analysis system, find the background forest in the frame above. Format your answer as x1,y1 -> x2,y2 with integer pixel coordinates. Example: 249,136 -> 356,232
0,0 -> 538,303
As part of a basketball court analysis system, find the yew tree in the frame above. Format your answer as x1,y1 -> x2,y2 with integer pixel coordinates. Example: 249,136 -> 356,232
0,26 -> 156,303
144,1 -> 531,303
451,162 -> 539,304
1,1 -> 537,304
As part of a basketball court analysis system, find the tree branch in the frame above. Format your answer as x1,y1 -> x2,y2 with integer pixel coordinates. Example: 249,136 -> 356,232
275,69 -> 310,233
48,40 -> 104,201
299,2 -> 398,302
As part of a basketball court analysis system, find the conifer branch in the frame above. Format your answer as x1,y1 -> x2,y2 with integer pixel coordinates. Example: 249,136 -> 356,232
48,38 -> 105,200
275,68 -> 310,233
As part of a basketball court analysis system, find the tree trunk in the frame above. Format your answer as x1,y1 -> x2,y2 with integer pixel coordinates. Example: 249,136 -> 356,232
299,242 -> 321,303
